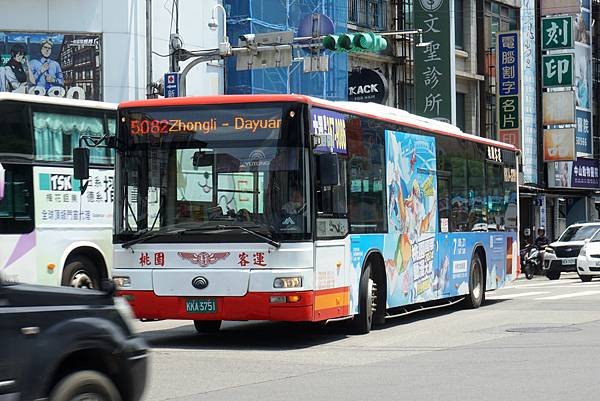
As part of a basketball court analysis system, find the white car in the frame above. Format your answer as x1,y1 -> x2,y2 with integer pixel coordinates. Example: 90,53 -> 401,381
544,222 -> 600,280
576,231 -> 600,282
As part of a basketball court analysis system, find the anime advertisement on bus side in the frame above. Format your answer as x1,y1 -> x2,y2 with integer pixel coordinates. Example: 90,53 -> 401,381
0,32 -> 102,100
384,130 -> 437,306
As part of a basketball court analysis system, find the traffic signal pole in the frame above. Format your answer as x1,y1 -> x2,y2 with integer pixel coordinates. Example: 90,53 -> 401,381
173,29 -> 426,97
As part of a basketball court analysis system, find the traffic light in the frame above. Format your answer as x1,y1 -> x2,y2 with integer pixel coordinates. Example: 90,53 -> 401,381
322,32 -> 387,52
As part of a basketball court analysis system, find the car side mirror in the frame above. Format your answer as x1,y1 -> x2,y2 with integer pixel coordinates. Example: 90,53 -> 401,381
318,153 -> 340,186
73,147 -> 90,180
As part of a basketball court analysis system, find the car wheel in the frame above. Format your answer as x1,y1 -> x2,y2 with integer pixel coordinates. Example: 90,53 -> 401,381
546,271 -> 561,280
464,253 -> 485,309
193,320 -> 222,333
579,274 -> 593,282
49,370 -> 121,401
61,256 -> 100,289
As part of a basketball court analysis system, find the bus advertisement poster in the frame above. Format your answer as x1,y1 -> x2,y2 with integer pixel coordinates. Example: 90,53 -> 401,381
0,32 -> 102,100
33,166 -> 113,228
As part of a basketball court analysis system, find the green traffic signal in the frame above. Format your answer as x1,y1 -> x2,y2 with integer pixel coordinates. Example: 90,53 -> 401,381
322,32 -> 387,53
322,34 -> 339,51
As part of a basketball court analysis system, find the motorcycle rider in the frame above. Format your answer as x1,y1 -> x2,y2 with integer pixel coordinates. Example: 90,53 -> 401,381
533,227 -> 550,274
534,227 -> 550,250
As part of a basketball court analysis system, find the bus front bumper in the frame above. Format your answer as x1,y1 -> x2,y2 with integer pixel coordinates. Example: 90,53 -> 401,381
119,290 -> 318,322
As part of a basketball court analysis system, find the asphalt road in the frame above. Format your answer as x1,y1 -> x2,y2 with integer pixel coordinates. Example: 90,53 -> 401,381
135,272 -> 600,401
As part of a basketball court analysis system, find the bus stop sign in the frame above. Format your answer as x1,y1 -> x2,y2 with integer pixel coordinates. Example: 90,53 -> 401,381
164,72 -> 180,98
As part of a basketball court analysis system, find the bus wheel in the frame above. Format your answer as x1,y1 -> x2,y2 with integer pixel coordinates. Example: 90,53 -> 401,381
194,320 -> 221,333
465,253 -> 484,309
62,256 -> 99,289
351,263 -> 376,334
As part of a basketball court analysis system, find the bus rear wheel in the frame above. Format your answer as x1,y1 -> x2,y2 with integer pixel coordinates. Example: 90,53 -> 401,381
62,256 -> 99,289
194,320 -> 222,333
464,253 -> 484,309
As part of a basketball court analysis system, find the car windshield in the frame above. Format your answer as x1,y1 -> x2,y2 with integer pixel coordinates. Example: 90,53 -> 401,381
114,103 -> 311,242
558,225 -> 600,242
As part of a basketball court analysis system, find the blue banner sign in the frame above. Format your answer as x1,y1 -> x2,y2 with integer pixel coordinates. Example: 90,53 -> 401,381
310,108 -> 347,154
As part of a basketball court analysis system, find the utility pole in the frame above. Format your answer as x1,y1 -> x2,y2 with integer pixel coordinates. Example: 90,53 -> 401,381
169,0 -> 181,73
145,0 -> 154,98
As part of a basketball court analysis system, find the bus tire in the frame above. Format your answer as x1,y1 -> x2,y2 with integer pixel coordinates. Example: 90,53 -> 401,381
351,263 -> 375,334
193,320 -> 221,333
61,256 -> 100,290
465,253 -> 484,309
49,370 -> 121,401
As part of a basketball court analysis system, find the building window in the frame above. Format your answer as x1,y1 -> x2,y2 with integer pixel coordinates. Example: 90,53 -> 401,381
484,1 -> 518,51
455,0 -> 464,49
349,0 -> 359,23
352,0 -> 386,29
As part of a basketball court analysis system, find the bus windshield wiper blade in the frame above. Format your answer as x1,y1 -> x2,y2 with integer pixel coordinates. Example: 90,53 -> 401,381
215,224 -> 281,248
121,230 -> 162,249
121,227 -> 184,249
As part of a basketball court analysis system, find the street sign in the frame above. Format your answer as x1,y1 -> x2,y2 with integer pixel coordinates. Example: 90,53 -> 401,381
542,54 -> 574,88
541,16 -> 573,51
164,72 -> 180,98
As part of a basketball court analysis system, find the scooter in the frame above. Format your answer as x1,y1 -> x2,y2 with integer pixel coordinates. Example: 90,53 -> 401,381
520,244 -> 539,280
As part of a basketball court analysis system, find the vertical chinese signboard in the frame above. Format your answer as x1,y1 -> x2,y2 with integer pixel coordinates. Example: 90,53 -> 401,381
521,0 -> 538,184
574,0 -> 593,156
496,31 -> 520,148
414,0 -> 455,124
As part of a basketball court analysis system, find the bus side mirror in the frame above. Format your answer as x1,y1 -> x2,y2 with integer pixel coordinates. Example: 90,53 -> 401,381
73,147 -> 90,180
318,153 -> 340,186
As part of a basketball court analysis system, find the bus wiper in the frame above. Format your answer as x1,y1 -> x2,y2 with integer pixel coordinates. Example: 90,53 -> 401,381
215,224 -> 281,248
121,227 -> 180,249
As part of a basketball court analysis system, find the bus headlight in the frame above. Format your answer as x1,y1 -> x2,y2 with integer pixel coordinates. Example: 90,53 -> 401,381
273,277 -> 302,288
113,276 -> 131,288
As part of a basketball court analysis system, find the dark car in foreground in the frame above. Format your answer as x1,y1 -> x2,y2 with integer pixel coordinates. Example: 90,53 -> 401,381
0,279 -> 148,401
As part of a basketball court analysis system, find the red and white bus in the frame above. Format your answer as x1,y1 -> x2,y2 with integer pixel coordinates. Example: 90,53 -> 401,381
100,94 -> 518,334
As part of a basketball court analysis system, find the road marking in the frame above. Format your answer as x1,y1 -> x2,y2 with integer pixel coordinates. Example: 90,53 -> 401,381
508,281 -> 572,289
535,290 -> 600,300
487,291 -> 550,300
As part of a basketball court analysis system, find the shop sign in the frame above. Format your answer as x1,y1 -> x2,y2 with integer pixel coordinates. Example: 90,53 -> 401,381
496,32 -> 520,148
543,128 -> 576,162
548,157 -> 600,189
575,109 -> 592,155
414,0 -> 455,123
348,69 -> 389,104
541,16 -> 573,50
542,54 -> 574,88
542,91 -> 575,125
541,0 -> 581,16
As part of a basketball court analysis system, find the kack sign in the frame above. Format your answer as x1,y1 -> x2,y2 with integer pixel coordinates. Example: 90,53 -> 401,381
348,68 -> 389,104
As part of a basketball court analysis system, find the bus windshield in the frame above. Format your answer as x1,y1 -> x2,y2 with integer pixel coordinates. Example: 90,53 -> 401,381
115,103 -> 310,242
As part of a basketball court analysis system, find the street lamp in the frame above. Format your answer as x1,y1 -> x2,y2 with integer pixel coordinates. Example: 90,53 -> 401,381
208,3 -> 229,45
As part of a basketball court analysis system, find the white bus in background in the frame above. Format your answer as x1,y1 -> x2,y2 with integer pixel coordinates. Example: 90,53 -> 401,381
0,93 -> 116,288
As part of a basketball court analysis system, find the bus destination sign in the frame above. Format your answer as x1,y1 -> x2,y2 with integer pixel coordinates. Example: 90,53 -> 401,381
129,116 -> 282,136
